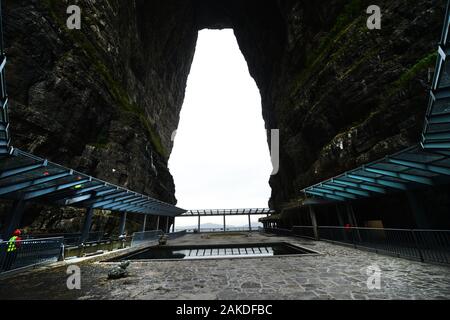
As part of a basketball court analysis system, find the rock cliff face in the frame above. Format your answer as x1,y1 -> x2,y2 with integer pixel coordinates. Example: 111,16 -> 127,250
1,0 -> 445,232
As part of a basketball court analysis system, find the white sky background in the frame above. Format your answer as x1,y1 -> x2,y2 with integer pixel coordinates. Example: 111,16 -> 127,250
168,29 -> 273,228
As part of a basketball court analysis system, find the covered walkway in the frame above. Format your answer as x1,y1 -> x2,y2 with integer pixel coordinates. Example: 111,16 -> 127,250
0,0 -> 186,242
301,1 -> 450,229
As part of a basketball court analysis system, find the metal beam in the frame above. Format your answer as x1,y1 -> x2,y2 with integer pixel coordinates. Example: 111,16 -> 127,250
65,194 -> 92,205
0,160 -> 47,179
387,157 -> 450,176
105,202 -> 136,211
92,199 -> 116,209
101,195 -> 140,210
320,183 -> 370,197
95,188 -> 121,197
332,178 -> 387,194
364,167 -> 434,185
126,198 -> 149,206
312,187 -> 358,200
63,184 -> 106,204
305,190 -> 345,202
0,171 -> 71,196
23,178 -> 91,200
81,190 -> 129,207
347,173 -> 408,190
113,194 -> 137,203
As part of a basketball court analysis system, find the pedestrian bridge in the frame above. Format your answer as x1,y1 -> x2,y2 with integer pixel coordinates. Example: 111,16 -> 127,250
174,208 -> 274,233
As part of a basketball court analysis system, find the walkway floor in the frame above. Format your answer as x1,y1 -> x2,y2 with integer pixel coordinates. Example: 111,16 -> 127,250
0,233 -> 449,300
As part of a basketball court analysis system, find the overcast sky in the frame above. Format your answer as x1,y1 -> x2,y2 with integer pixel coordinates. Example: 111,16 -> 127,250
168,29 -> 272,228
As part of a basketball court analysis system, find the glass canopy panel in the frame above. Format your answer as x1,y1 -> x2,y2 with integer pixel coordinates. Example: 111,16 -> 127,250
0,166 -> 68,187
351,170 -> 384,178
47,181 -> 102,199
370,163 -> 410,172
403,169 -> 439,178
0,155 -> 40,172
426,123 -> 450,133
438,59 -> 450,89
393,151 -> 444,164
351,169 -> 412,183
334,176 -> 385,188
22,175 -> 83,193
430,97 -> 450,115
434,158 -> 450,167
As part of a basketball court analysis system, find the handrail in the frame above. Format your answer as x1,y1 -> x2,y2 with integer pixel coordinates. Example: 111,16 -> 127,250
264,226 -> 450,265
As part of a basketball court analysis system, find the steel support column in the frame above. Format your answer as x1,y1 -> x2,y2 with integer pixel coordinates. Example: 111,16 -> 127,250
172,217 -> 175,233
165,216 -> 169,233
335,204 -> 348,241
223,215 -> 226,232
248,214 -> 252,232
309,206 -> 319,240
118,212 -> 127,236
142,215 -> 147,232
2,198 -> 26,239
336,205 -> 346,226
406,191 -> 431,229
80,207 -> 94,244
346,203 -> 361,242
345,203 -> 357,227
156,216 -> 160,231
198,215 -> 201,233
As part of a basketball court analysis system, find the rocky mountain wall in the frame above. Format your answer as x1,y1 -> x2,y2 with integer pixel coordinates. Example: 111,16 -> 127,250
1,0 -> 445,232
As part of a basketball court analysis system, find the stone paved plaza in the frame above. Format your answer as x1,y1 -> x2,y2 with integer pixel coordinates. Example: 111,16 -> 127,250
0,233 -> 449,300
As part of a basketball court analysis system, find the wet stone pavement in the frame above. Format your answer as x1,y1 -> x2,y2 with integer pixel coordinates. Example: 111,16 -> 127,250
0,233 -> 449,300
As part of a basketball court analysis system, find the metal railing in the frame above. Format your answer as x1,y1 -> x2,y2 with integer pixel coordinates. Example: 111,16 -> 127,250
0,237 -> 63,273
264,226 -> 450,265
167,230 -> 187,239
131,230 -> 164,247
264,228 -> 292,236
183,227 -> 259,233
25,232 -> 104,246
318,227 -> 450,265
292,226 -> 316,240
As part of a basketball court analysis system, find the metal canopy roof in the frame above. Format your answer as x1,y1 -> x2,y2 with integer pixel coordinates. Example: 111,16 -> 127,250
302,145 -> 450,202
0,148 -> 186,217
422,0 -> 450,149
304,4 -> 450,203
182,208 -> 274,216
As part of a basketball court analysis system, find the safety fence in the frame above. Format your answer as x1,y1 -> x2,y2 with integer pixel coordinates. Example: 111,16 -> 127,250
131,230 -> 188,247
264,226 -> 450,265
24,232 -> 104,247
131,230 -> 164,247
0,237 -> 63,273
184,227 -> 258,233
167,230 -> 187,239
